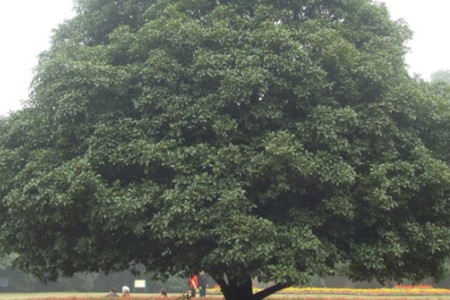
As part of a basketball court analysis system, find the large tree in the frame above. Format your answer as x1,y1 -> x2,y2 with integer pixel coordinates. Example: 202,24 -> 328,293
2,1 -> 450,299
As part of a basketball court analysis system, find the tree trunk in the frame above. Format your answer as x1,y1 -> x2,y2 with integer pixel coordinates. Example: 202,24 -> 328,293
216,275 -> 291,300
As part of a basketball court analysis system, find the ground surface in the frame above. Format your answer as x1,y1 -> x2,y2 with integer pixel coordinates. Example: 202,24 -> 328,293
1,293 -> 450,300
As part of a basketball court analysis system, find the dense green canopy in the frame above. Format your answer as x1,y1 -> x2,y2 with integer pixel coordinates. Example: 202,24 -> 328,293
2,1 -> 450,299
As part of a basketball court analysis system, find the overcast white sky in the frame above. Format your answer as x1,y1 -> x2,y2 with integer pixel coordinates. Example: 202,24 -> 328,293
0,0 -> 75,116
0,0 -> 449,116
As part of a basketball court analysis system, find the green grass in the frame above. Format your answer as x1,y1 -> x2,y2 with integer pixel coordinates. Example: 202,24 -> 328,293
1,293 -> 450,300
0,292 -> 450,300
0,293 -> 102,300
0,293 -> 187,300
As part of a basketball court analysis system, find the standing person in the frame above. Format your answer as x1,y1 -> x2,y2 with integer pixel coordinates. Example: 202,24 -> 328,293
188,273 -> 198,297
198,271 -> 208,297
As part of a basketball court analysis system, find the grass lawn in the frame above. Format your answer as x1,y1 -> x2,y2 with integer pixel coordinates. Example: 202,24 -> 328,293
2,293 -> 450,300
0,293 -> 103,299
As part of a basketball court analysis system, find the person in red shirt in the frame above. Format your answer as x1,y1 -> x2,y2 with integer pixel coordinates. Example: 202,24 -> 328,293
188,273 -> 199,297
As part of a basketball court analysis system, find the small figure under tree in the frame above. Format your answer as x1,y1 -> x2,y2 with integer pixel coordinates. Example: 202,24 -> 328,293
2,1 -> 450,300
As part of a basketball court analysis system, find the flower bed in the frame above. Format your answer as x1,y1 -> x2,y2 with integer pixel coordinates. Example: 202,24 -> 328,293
8,286 -> 450,300
288,286 -> 450,295
206,285 -> 450,296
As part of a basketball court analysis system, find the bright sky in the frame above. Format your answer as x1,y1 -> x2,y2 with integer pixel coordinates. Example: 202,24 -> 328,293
0,0 -> 449,117
382,0 -> 450,80
0,0 -> 75,116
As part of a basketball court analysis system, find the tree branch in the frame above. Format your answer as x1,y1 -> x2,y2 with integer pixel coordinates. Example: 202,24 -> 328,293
215,278 -> 229,298
253,282 -> 292,300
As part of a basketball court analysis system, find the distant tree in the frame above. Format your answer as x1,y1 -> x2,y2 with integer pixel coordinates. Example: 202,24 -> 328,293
2,1 -> 450,300
0,254 -> 98,292
0,254 -> 16,270
431,70 -> 450,84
